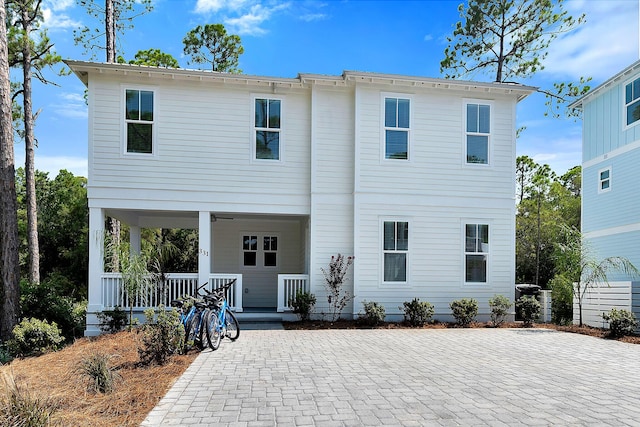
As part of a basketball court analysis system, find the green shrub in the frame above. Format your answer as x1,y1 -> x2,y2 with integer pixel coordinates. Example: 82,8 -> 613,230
516,296 -> 541,327
549,274 -> 573,325
359,301 -> 386,326
401,298 -> 435,326
289,291 -> 316,322
449,298 -> 478,327
80,352 -> 120,393
97,306 -> 128,333
488,294 -> 512,327
0,372 -> 57,427
138,306 -> 184,365
20,275 -> 85,340
8,318 -> 64,357
602,308 -> 638,338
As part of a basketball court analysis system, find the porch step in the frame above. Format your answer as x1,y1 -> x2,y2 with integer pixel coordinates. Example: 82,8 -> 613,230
235,312 -> 285,330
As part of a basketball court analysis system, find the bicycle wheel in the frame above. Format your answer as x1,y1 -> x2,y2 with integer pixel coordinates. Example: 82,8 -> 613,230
224,309 -> 240,341
205,310 -> 222,351
184,313 -> 198,352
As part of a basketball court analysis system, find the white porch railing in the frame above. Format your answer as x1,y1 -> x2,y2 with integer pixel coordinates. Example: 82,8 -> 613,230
100,273 -> 242,312
277,274 -> 310,312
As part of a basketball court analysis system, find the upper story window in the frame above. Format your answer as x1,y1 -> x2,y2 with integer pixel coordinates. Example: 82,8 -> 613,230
125,89 -> 154,154
465,102 -> 491,165
625,78 -> 640,126
383,220 -> 408,283
254,98 -> 281,160
465,223 -> 489,283
384,97 -> 410,160
599,167 -> 611,193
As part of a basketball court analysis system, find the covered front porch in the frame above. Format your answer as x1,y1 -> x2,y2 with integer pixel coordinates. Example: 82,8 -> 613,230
86,207 -> 310,336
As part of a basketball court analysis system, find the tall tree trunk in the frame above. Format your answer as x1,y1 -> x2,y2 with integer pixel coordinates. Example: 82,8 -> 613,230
105,0 -> 121,268
0,2 -> 21,339
22,5 -> 40,284
105,0 -> 115,62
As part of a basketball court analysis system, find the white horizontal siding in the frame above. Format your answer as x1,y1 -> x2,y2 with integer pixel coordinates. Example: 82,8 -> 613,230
89,74 -> 311,213
353,194 -> 515,317
355,86 -> 516,200
574,281 -> 632,328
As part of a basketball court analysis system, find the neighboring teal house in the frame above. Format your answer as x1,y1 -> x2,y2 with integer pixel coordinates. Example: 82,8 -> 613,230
570,60 -> 640,328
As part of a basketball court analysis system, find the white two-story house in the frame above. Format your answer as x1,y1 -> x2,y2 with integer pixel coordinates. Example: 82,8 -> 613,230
67,60 -> 534,335
571,60 -> 640,327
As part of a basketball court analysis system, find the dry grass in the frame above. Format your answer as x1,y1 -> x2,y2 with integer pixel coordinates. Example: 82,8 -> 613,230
0,331 -> 197,427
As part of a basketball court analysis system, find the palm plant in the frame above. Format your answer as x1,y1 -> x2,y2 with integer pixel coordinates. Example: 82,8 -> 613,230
556,226 -> 639,326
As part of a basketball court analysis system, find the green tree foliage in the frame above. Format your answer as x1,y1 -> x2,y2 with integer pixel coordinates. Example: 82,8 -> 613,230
118,48 -> 179,68
440,0 -> 590,117
183,23 -> 244,72
515,157 -> 581,289
15,169 -> 88,298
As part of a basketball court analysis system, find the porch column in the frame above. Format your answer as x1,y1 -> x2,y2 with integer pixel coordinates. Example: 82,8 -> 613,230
129,225 -> 141,256
198,211 -> 211,288
86,207 -> 105,336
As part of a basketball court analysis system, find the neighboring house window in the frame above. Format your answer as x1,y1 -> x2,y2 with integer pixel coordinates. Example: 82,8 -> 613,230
465,224 -> 489,283
625,77 -> 640,126
599,167 -> 611,193
383,221 -> 408,282
384,97 -> 410,160
254,98 -> 281,160
263,236 -> 278,267
465,102 -> 490,164
242,235 -> 257,267
125,89 -> 154,154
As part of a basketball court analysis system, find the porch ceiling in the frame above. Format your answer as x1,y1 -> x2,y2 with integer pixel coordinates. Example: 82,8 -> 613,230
106,209 -> 307,229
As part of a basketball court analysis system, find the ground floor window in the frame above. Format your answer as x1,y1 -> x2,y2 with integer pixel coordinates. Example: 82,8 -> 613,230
383,220 -> 408,283
465,223 -> 488,283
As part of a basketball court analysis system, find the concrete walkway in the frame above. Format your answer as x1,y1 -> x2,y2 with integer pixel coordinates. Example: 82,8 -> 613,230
142,328 -> 640,426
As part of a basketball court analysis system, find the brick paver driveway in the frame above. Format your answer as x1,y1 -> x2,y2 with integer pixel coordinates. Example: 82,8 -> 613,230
143,328 -> 640,426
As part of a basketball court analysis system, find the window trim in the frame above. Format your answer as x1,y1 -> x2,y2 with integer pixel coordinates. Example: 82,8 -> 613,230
463,99 -> 493,167
239,232 -> 281,270
122,85 -> 157,157
381,93 -> 412,162
463,221 -> 490,286
251,95 -> 284,163
624,76 -> 640,129
598,166 -> 611,194
380,218 -> 410,285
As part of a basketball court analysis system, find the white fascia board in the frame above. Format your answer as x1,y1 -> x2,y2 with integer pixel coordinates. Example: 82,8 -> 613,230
570,59 -> 640,110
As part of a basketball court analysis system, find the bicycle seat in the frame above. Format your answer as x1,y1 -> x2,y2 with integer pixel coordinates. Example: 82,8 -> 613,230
170,299 -> 184,308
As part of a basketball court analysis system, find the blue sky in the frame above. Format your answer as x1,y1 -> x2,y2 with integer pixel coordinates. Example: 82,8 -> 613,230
17,0 -> 640,178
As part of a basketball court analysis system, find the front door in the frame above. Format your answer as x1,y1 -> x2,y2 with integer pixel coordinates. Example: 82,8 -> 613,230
241,233 -> 279,308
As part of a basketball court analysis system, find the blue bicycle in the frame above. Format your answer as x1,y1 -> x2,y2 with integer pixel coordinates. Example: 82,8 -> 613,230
204,279 -> 240,351
171,283 -> 209,352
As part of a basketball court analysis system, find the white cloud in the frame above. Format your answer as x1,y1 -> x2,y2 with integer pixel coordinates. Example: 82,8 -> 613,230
195,0 -> 250,14
542,0 -> 639,81
51,92 -> 88,119
14,152 -> 87,178
424,34 -> 433,42
45,0 -> 74,11
299,13 -> 326,22
42,8 -> 81,30
193,1 -> 291,36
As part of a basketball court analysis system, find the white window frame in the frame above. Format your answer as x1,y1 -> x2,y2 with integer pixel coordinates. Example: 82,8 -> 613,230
463,99 -> 492,166
380,218 -> 410,285
598,166 -> 611,193
624,77 -> 640,129
463,222 -> 490,286
381,93 -> 412,162
239,232 -> 280,270
122,85 -> 157,156
252,95 -> 283,162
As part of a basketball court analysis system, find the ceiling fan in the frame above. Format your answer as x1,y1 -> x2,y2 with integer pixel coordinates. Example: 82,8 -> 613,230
211,214 -> 234,222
